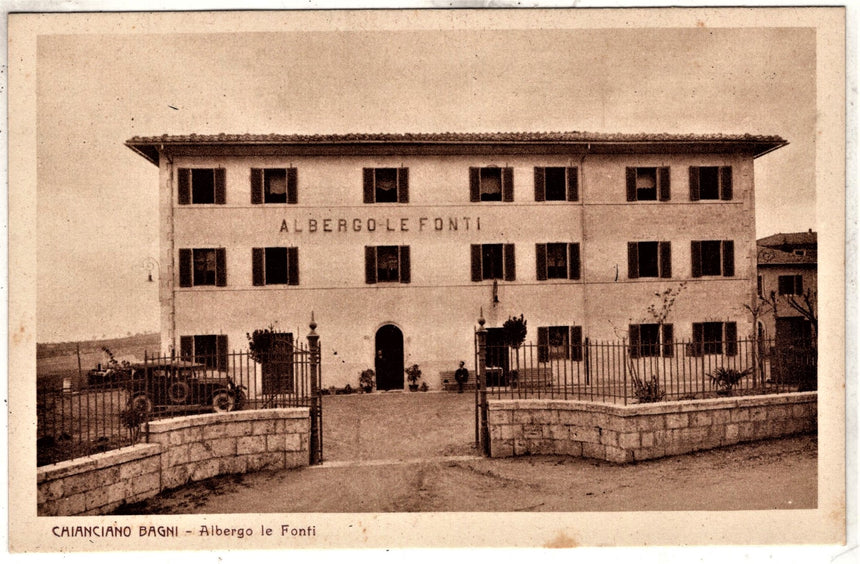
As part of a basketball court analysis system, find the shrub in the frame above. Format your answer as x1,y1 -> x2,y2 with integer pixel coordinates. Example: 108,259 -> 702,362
631,373 -> 665,403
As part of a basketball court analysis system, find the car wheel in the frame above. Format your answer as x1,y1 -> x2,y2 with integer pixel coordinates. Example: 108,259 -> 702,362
167,381 -> 190,404
211,391 -> 235,413
129,394 -> 153,414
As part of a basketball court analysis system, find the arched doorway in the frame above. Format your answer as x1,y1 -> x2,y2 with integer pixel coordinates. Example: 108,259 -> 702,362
375,324 -> 404,390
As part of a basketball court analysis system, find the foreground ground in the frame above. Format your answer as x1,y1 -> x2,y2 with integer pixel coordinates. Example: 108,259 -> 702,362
117,392 -> 817,513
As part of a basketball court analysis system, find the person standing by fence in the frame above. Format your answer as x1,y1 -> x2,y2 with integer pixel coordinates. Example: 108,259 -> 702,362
454,361 -> 469,393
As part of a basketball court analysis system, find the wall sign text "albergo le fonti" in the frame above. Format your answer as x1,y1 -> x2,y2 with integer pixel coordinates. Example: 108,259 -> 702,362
279,216 -> 483,234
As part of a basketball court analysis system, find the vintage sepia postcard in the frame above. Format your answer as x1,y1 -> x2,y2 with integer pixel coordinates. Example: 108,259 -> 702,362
7,4 -> 848,556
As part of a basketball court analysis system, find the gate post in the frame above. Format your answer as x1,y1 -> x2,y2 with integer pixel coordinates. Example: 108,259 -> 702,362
307,313 -> 322,465
476,309 -> 490,456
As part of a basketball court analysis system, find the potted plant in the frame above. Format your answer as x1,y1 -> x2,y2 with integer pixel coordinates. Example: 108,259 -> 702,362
709,367 -> 753,396
359,369 -> 375,393
405,364 -> 422,392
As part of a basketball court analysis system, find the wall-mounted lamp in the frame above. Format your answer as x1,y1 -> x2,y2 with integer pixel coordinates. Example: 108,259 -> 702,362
143,257 -> 159,283
492,279 -> 500,305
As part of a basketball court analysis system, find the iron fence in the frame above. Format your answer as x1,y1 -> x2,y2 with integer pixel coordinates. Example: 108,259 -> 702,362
477,336 -> 816,405
37,343 -> 320,467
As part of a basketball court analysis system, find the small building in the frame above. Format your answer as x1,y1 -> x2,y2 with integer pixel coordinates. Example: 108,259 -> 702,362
126,131 -> 787,390
756,230 -> 817,345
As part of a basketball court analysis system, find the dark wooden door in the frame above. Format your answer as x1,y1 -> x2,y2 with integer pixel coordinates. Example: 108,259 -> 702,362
375,325 -> 404,390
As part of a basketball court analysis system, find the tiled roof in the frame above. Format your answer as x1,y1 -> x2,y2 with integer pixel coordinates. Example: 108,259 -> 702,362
125,131 -> 788,165
757,231 -> 817,249
757,245 -> 817,266
127,131 -> 786,145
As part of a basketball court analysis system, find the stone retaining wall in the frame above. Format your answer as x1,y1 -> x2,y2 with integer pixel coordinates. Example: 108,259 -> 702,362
487,392 -> 816,463
37,408 -> 309,516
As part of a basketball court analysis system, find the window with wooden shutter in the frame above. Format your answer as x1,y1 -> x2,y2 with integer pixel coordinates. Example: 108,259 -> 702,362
691,323 -> 704,356
627,242 -> 639,279
215,248 -> 227,287
287,168 -> 298,204
535,244 -> 548,280
504,244 -> 516,281
214,169 -> 226,205
363,168 -> 375,204
397,168 -> 409,203
725,322 -> 738,357
567,167 -> 579,202
722,240 -> 734,277
658,167 -> 671,201
537,326 -> 549,363
534,167 -> 545,202
216,335 -> 228,371
287,247 -> 299,285
691,241 -> 702,277
178,168 -> 191,205
179,336 -> 194,361
568,243 -> 581,280
399,246 -> 410,283
179,249 -> 193,287
689,166 -> 700,201
502,167 -> 514,202
264,247 -> 289,285
720,166 -> 733,200
250,169 -> 263,204
470,245 -> 482,281
365,246 -> 377,284
626,167 -> 637,202
659,241 -> 672,278
628,324 -> 641,359
661,324 -> 674,358
469,167 -> 480,202
252,248 -> 265,286
570,326 -> 583,362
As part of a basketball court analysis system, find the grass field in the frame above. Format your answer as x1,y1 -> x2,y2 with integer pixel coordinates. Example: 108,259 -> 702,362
37,333 -> 160,390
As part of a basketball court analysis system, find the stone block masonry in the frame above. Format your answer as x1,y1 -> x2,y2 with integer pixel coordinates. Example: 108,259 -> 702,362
487,392 -> 816,463
37,408 -> 310,516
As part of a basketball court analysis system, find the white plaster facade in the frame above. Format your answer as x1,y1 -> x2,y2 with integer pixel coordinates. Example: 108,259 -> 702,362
126,132 -> 786,388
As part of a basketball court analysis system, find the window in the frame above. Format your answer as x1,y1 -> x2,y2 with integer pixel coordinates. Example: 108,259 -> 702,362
534,167 -> 578,201
251,168 -> 298,204
778,274 -> 803,295
363,168 -> 409,203
628,241 -> 671,279
471,244 -> 515,281
252,247 -> 299,286
629,323 -> 674,358
537,326 -> 583,362
691,321 -> 738,356
365,246 -> 411,284
536,243 -> 581,280
689,166 -> 732,201
179,334 -> 228,370
178,248 -> 226,287
177,168 -> 226,205
691,240 -> 734,277
626,167 -> 670,202
757,275 -> 763,297
470,167 -> 514,202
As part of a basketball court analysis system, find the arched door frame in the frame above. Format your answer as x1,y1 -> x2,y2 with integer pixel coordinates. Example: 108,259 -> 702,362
374,323 -> 405,391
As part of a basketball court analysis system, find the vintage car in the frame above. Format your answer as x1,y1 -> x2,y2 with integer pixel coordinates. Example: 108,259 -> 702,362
125,360 -> 246,414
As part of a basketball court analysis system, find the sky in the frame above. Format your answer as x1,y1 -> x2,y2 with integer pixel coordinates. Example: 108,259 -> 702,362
34,18 -> 817,342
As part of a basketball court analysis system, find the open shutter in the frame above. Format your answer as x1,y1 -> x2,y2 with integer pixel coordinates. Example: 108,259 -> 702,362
250,169 -> 263,204
658,167 -> 671,201
570,326 -> 583,362
626,167 -> 636,201
397,168 -> 409,203
469,167 -> 480,202
567,167 -> 579,201
659,241 -> 672,278
538,327 -> 549,363
179,336 -> 194,361
662,323 -> 674,358
568,243 -> 581,280
689,166 -> 700,201
502,167 -> 514,202
365,246 -> 377,284
691,241 -> 702,278
692,323 -> 704,357
214,168 -> 226,204
471,245 -> 482,281
216,335 -> 228,371
288,247 -> 299,285
503,244 -> 516,281
363,168 -> 374,204
725,322 -> 738,357
179,248 -> 193,287
287,168 -> 298,204
178,168 -> 191,205
534,167 -> 545,202
215,248 -> 227,287
722,240 -> 735,277
535,244 -> 548,281
628,324 -> 640,359
399,246 -> 411,284
252,248 -> 265,286
795,274 -> 803,294
627,242 -> 639,279
720,166 -> 733,201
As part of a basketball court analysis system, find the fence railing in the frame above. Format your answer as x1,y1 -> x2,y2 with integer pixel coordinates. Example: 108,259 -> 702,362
477,336 -> 816,405
37,344 -> 320,467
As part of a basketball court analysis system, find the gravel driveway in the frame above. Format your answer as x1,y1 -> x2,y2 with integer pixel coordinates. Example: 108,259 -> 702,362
116,392 -> 817,513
